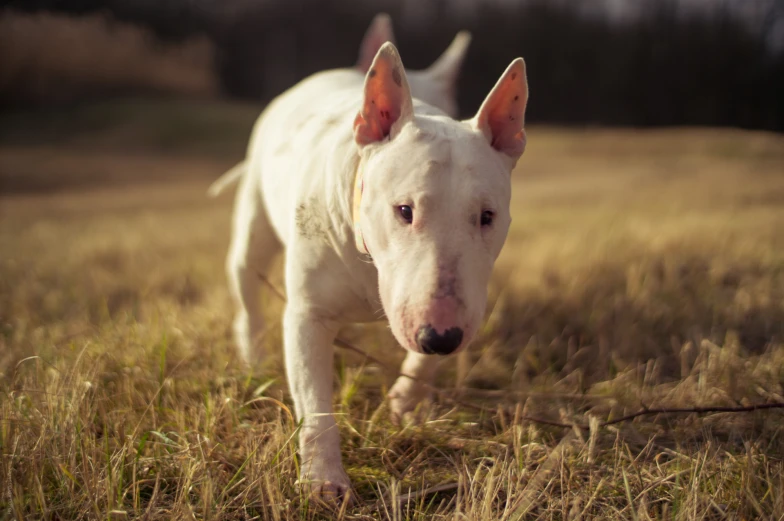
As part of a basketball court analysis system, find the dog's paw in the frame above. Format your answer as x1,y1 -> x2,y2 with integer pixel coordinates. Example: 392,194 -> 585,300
310,479 -> 354,506
298,466 -> 354,505
388,394 -> 415,425
388,377 -> 431,424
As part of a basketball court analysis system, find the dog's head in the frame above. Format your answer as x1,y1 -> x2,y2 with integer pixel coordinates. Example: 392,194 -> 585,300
356,13 -> 471,118
353,43 -> 528,356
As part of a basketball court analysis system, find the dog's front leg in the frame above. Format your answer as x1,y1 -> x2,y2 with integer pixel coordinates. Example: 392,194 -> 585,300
283,305 -> 351,501
388,352 -> 441,422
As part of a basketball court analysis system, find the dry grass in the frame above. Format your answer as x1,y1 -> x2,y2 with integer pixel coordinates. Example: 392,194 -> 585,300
0,11 -> 218,106
1,100 -> 784,519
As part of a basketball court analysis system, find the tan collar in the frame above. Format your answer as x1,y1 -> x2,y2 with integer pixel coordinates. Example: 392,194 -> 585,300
352,164 -> 369,254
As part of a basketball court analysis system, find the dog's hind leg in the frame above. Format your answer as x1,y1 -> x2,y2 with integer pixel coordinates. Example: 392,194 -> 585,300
226,173 -> 281,365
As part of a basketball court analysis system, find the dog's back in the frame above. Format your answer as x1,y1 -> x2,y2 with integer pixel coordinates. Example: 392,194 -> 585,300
246,69 -> 362,246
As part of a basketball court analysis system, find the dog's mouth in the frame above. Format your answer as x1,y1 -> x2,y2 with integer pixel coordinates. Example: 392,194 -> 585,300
415,324 -> 464,355
390,315 -> 472,356
387,295 -> 474,355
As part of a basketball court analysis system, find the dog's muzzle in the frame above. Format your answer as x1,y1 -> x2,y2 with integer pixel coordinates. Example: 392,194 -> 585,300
416,325 -> 463,355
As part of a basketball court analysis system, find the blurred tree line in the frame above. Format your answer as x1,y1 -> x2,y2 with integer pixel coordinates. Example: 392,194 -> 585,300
5,0 -> 784,130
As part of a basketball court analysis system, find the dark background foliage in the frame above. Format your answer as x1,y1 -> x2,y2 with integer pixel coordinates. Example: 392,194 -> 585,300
3,0 -> 784,130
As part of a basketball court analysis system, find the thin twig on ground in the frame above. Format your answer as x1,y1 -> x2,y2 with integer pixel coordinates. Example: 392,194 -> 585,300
255,272 -> 784,431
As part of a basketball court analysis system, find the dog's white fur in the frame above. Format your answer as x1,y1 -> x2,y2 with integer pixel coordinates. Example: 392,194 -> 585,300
223,42 -> 528,500
208,14 -> 470,198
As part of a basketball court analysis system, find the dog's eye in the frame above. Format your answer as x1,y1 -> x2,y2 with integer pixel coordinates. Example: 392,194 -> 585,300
398,205 -> 413,224
480,210 -> 494,227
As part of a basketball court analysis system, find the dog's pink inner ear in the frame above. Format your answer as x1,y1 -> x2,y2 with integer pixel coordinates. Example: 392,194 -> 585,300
476,59 -> 528,158
354,45 -> 413,146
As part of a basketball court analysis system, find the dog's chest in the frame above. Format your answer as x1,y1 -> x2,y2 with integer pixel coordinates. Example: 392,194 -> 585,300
292,201 -> 383,323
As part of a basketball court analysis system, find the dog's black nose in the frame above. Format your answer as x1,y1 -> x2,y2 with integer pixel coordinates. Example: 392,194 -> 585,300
416,325 -> 463,355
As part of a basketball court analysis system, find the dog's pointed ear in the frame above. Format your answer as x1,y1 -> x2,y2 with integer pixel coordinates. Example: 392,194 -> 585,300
356,13 -> 396,73
424,31 -> 471,86
472,58 -> 528,158
354,43 -> 414,147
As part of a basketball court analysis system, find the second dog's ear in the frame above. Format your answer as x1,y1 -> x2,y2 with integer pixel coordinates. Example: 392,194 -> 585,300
471,58 -> 529,159
354,43 -> 414,147
356,13 -> 396,74
424,31 -> 471,88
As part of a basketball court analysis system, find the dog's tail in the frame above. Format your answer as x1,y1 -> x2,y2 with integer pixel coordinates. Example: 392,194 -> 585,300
207,161 -> 246,198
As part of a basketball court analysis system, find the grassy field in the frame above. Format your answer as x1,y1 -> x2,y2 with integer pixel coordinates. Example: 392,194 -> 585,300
1,99 -> 784,520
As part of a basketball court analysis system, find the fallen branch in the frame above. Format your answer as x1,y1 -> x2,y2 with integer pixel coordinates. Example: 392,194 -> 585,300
390,482 -> 459,504
600,402 -> 784,428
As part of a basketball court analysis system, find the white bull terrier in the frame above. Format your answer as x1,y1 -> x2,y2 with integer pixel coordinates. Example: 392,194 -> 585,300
222,42 -> 528,500
207,15 -> 470,198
